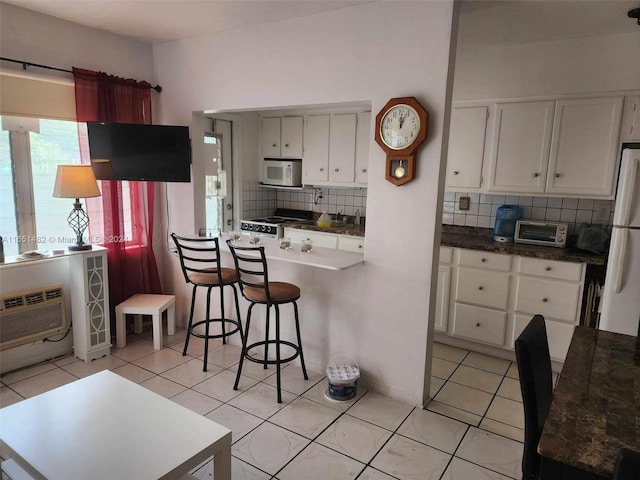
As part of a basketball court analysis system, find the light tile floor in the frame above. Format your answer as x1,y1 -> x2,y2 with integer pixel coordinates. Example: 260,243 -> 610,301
0,331 -> 529,480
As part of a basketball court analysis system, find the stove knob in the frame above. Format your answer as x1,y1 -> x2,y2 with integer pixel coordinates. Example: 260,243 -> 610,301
262,225 -> 267,232
247,224 -> 253,231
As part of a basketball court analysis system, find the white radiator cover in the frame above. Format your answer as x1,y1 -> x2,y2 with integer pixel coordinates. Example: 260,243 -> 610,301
0,285 -> 67,351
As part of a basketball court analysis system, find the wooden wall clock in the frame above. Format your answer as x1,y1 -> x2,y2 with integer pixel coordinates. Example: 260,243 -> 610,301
374,97 -> 429,186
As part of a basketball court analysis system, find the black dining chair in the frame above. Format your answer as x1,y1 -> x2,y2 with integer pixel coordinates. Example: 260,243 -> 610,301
515,314 -> 553,480
613,448 -> 640,480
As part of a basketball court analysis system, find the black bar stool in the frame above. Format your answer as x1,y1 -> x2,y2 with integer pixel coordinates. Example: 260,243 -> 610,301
226,239 -> 308,403
171,234 -> 242,371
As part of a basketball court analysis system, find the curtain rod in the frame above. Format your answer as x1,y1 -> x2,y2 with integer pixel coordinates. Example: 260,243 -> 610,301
0,57 -> 162,92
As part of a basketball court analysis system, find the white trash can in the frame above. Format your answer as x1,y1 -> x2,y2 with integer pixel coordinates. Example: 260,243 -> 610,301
326,355 -> 360,401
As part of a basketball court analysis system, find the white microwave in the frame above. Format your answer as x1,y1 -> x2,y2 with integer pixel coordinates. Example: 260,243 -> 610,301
263,158 -> 302,187
514,220 -> 568,248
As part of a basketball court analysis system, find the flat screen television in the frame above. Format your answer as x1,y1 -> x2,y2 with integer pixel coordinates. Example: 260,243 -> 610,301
87,122 -> 191,182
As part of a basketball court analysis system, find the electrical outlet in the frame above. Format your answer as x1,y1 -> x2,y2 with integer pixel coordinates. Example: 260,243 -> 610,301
593,203 -> 610,223
459,196 -> 470,211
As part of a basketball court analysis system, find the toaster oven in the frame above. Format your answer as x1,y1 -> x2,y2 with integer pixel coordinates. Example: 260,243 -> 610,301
514,221 -> 568,248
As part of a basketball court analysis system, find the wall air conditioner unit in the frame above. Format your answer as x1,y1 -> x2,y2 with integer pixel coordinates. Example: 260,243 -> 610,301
0,285 -> 67,351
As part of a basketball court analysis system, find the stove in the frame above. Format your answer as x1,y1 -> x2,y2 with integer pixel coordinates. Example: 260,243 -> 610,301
241,209 -> 314,238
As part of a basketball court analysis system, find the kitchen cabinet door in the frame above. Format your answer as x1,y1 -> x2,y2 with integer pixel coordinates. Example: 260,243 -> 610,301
337,235 -> 365,252
281,116 -> 303,158
487,101 -> 554,193
303,115 -> 330,183
435,265 -> 451,333
446,105 -> 488,190
546,96 -> 623,197
355,112 -> 371,184
620,95 -> 640,142
329,113 -> 357,183
284,227 -> 338,249
261,117 -> 281,157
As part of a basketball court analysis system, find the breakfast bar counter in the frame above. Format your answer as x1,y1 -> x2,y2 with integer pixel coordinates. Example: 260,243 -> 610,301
219,234 -> 364,271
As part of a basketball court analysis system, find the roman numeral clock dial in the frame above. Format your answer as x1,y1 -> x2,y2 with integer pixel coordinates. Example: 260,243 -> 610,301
374,97 -> 428,186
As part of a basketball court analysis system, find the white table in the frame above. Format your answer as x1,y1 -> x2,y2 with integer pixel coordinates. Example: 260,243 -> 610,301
0,370 -> 231,480
115,293 -> 176,350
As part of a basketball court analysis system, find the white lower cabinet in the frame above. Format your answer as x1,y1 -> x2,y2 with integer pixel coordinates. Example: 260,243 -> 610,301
437,247 -> 585,363
452,303 -> 507,346
283,227 -> 364,252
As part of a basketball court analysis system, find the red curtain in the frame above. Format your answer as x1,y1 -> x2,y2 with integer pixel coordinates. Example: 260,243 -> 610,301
73,67 -> 162,321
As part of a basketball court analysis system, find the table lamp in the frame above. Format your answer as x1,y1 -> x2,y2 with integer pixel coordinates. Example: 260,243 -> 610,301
53,165 -> 101,251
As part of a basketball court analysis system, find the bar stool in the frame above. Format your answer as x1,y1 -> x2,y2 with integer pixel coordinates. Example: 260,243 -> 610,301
171,234 -> 243,371
226,239 -> 308,403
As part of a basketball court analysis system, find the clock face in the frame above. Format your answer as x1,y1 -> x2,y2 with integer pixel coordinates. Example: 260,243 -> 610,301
380,104 -> 421,150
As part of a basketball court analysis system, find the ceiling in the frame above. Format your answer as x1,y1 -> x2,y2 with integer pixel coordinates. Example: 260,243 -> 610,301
2,0 -> 373,45
3,0 -> 639,46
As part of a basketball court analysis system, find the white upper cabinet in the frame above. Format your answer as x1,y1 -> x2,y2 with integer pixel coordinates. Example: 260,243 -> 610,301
546,96 -> 623,196
487,101 -> 555,193
620,95 -> 640,143
446,105 -> 489,191
303,115 -> 330,183
303,111 -> 370,186
329,113 -> 357,183
261,116 -> 303,158
355,112 -> 371,184
281,117 -> 304,157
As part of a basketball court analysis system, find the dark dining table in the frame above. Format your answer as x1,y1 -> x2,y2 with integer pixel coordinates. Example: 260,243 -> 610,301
538,326 -> 640,479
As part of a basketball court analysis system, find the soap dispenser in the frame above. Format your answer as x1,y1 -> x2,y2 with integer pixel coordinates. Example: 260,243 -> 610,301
317,211 -> 331,228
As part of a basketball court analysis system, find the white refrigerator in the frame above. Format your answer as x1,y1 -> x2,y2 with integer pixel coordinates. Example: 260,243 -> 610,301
600,145 -> 640,336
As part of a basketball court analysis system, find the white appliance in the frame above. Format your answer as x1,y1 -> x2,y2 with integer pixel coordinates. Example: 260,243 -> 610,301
263,158 -> 302,187
600,144 -> 640,336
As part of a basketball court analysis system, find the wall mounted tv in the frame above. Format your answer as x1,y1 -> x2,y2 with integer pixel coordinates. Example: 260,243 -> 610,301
87,122 -> 191,182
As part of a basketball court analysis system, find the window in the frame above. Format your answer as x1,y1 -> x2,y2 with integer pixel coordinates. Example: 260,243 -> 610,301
0,115 -> 132,256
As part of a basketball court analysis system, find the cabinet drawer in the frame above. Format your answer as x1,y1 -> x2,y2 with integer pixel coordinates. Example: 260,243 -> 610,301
456,268 -> 510,309
452,303 -> 507,346
440,247 -> 453,264
518,257 -> 583,282
338,235 -> 364,253
513,314 -> 575,362
284,228 -> 338,249
458,249 -> 511,271
515,276 -> 581,323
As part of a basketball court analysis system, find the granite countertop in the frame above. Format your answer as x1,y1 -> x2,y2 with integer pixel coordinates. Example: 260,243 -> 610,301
538,327 -> 640,477
441,225 -> 606,265
283,223 -> 365,238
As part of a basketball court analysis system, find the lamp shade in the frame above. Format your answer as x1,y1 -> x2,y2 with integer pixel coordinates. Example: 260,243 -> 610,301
53,165 -> 101,199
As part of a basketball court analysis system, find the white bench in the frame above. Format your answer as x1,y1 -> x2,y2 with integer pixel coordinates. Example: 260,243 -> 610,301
115,294 -> 176,350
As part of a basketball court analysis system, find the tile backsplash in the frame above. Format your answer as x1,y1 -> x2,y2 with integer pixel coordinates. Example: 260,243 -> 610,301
242,181 -> 367,220
442,192 -> 615,235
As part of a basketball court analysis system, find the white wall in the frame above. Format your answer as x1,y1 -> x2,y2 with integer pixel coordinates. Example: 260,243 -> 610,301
453,32 -> 640,100
0,3 -> 162,369
154,1 -> 456,405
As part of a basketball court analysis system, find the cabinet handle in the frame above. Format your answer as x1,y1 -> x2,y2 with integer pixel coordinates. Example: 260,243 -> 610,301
545,266 -> 551,271
478,286 -> 484,291
542,297 -> 548,303
320,168 -> 324,172
272,143 -> 277,147
481,258 -> 487,262
555,173 -> 561,178
361,168 -> 367,173
476,322 -> 481,327
284,143 -> 289,147
335,168 -> 340,172
453,171 -> 459,175
358,245 -> 363,249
